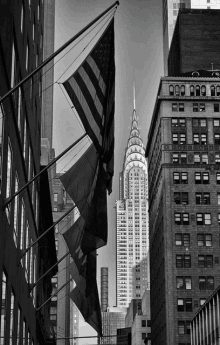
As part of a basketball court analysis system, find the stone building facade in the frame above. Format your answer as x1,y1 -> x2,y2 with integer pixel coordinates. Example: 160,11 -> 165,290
146,71 -> 220,344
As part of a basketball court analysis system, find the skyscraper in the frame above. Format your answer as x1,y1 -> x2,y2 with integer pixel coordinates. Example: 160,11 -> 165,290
146,71 -> 220,344
162,0 -> 220,74
116,89 -> 149,308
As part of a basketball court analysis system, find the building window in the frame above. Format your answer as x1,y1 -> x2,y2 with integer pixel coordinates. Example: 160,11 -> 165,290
211,85 -> 215,96
181,85 -> 185,96
176,255 -> 191,268
172,103 -> 184,112
178,321 -> 185,335
195,172 -> 209,184
196,85 -> 200,96
173,172 -> 188,184
11,41 -> 16,88
193,118 -> 207,127
142,320 -> 146,327
176,276 -> 191,290
26,43 -> 29,71
179,103 -> 184,112
174,213 -> 189,225
175,85 -> 180,96
218,193 -> 220,205
190,85 -> 194,96
197,234 -> 212,247
0,270 -> 7,344
171,118 -> 186,127
201,85 -> 206,96
172,103 -> 178,111
20,200 -> 25,250
175,234 -> 190,247
172,133 -> 186,144
214,104 -> 220,112
215,153 -> 220,163
174,192 -> 188,205
193,133 -> 207,145
23,319 -> 26,345
169,85 -> 174,95
195,192 -> 210,205
198,255 -> 213,268
217,173 -> 220,184
196,213 -> 211,225
215,134 -> 220,145
6,139 -> 13,199
13,173 -> 19,247
199,276 -> 214,290
21,3 -> 24,33
54,193 -> 58,202
9,290 -> 15,345
217,86 -> 220,96
17,306 -> 21,345
177,298 -> 192,312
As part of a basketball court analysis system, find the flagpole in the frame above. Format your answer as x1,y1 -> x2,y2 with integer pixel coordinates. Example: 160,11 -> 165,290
19,204 -> 76,261
29,252 -> 70,292
36,278 -> 72,312
4,133 -> 87,208
0,1 -> 119,104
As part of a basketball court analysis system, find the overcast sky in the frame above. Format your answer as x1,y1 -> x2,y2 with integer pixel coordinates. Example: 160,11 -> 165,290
53,0 -> 163,341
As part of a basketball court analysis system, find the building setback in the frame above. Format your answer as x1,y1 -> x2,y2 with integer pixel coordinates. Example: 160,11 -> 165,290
0,0 -> 57,344
116,99 -> 149,308
162,2 -> 220,75
146,71 -> 220,345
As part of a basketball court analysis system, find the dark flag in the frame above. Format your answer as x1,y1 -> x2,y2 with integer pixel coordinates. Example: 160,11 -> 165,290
61,143 -> 108,253
63,18 -> 115,194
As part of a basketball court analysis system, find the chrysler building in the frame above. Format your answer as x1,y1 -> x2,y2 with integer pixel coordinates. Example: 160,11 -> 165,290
116,88 -> 149,308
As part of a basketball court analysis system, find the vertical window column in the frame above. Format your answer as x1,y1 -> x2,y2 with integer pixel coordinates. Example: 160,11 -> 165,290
0,271 -> 7,345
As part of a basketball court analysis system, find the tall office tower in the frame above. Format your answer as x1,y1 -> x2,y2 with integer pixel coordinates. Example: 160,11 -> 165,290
0,1 -> 57,344
116,94 -> 149,308
100,267 -> 127,345
162,1 -> 220,74
52,173 -> 79,345
101,307 -> 127,345
101,267 -> 109,312
146,72 -> 220,345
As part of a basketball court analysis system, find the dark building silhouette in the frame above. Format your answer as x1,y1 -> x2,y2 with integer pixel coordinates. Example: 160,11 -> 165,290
0,1 -> 57,344
168,9 -> 220,76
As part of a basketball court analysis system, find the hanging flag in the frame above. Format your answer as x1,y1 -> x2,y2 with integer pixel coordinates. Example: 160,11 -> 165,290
68,251 -> 102,336
63,18 -> 115,194
60,143 -> 99,215
61,143 -> 108,253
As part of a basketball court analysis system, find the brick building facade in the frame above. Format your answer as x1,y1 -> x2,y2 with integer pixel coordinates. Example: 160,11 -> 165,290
146,72 -> 220,344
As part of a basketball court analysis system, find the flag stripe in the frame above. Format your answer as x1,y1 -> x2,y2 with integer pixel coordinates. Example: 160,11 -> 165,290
84,58 -> 106,104
78,66 -> 104,116
64,78 -> 102,151
73,72 -> 103,129
86,55 -> 106,95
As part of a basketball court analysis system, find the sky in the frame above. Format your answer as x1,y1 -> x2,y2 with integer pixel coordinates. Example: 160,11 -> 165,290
53,0 -> 163,341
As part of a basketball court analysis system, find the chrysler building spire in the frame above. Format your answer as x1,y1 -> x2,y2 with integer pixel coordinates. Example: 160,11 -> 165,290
133,81 -> 136,111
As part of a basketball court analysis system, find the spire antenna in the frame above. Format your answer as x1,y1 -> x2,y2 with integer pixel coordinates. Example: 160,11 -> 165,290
133,81 -> 136,111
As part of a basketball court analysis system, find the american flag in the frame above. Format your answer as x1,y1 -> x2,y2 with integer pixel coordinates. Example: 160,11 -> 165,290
63,18 -> 115,194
